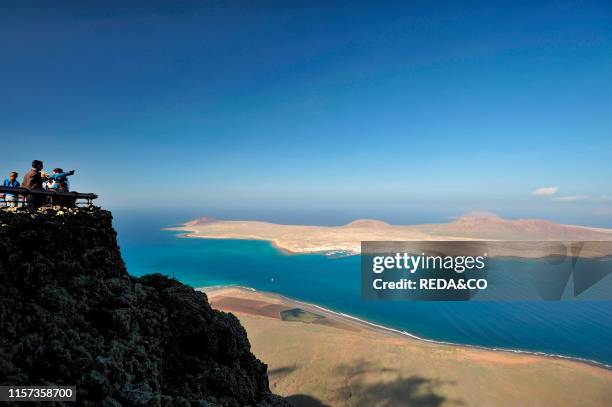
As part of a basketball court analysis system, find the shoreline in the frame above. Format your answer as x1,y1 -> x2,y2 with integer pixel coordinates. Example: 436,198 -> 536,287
201,284 -> 612,372
174,231 -> 320,256
172,231 -> 612,261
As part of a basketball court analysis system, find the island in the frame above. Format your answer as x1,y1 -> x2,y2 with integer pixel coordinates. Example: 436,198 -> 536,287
171,212 -> 612,258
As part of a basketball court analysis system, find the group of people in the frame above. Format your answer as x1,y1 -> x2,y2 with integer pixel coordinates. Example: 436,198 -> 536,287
2,160 -> 76,208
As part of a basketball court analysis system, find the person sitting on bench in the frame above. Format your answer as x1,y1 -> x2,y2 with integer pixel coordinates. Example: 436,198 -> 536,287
2,171 -> 20,207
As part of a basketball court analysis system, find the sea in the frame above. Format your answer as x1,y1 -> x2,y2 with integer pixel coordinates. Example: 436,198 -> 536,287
113,209 -> 612,367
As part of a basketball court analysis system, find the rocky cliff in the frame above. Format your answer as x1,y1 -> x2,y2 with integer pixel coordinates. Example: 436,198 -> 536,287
0,206 -> 288,406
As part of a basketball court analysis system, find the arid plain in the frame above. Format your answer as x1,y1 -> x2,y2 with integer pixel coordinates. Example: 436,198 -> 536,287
205,287 -> 612,407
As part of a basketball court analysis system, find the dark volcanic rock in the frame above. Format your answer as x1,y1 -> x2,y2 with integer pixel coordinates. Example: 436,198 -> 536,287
0,206 -> 289,406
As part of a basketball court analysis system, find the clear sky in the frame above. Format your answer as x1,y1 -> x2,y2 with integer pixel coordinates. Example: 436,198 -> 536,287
1,1 -> 611,225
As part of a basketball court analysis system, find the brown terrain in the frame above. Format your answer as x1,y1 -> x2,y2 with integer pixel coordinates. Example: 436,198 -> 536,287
205,286 -> 612,407
173,212 -> 612,257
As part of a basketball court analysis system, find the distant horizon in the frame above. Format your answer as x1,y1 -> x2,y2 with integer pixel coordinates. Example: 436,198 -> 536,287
109,206 -> 612,229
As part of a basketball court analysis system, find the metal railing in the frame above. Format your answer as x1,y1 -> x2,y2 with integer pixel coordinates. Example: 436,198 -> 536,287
0,186 -> 98,207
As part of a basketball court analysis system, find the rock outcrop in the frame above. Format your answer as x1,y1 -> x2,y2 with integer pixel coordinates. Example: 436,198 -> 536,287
0,206 -> 288,406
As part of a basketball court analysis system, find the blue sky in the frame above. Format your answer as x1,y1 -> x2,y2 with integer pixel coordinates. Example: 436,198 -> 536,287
1,1 -> 611,225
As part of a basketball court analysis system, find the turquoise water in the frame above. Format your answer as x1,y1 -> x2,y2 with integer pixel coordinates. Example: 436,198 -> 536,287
115,212 -> 612,366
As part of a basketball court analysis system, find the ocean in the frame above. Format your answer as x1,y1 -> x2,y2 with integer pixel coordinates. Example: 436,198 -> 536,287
113,210 -> 612,367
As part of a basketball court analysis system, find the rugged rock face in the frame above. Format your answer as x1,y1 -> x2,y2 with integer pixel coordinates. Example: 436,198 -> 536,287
0,206 -> 288,406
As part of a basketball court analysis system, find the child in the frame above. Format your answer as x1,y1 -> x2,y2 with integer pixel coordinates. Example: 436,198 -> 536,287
3,172 -> 20,207
48,168 -> 75,192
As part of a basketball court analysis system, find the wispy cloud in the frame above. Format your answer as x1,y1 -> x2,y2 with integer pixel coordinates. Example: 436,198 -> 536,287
553,195 -> 612,202
532,186 -> 558,196
553,195 -> 590,202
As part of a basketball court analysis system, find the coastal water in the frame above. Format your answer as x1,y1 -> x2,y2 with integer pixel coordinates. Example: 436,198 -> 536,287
114,210 -> 612,366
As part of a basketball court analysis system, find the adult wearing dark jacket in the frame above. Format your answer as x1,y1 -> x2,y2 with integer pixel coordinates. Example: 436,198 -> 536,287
22,160 -> 48,208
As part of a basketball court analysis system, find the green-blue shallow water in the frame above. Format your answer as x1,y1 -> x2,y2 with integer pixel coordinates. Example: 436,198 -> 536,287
115,212 -> 612,366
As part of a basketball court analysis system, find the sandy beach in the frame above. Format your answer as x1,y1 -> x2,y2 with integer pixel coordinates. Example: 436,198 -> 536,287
203,286 -> 612,406
172,213 -> 612,258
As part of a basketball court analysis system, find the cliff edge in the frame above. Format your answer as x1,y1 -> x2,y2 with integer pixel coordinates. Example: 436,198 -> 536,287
0,206 -> 288,406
